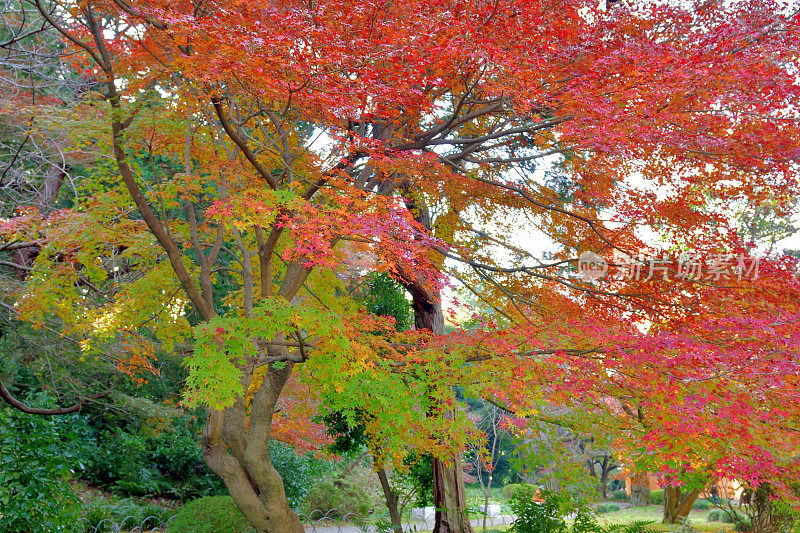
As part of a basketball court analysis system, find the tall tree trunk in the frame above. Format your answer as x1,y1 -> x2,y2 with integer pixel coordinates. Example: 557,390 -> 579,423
662,486 -> 701,524
377,466 -> 403,533
403,278 -> 474,533
395,188 -> 474,533
599,456 -> 614,499
433,450 -> 475,533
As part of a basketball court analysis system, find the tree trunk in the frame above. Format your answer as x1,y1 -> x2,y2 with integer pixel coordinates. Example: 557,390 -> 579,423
662,486 -> 700,524
377,466 -> 403,533
599,456 -> 615,500
752,484 -> 777,533
202,360 -> 304,533
482,473 -> 492,533
396,267 -> 474,533
630,471 -> 651,507
433,450 -> 475,533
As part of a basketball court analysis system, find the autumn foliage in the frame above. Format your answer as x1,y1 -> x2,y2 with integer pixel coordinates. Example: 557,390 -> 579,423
1,0 -> 800,531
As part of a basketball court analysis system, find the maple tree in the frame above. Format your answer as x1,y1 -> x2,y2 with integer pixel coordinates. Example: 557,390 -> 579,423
1,1 -> 799,532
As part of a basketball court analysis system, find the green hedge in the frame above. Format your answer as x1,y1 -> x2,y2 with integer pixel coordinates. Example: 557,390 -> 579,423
598,503 -> 621,514
304,479 -> 372,521
502,483 -> 530,501
168,496 -> 250,533
649,490 -> 664,505
692,499 -> 710,510
611,490 -> 629,501
708,509 -> 748,524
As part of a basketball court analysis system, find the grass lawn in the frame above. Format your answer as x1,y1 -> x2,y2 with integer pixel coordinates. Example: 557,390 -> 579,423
594,505 -> 734,533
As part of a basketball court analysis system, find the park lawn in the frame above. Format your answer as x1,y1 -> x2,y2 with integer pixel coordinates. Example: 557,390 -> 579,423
595,505 -> 734,533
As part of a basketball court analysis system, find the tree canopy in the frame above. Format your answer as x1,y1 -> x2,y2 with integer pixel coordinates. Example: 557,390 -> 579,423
1,1 -> 799,532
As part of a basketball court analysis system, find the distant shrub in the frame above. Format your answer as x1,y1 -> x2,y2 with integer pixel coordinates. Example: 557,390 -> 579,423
649,490 -> 664,505
168,496 -> 249,533
611,490 -> 629,501
503,484 -> 529,500
304,479 -> 372,521
708,509 -> 748,524
692,499 -> 710,510
598,503 -> 621,514
80,497 -> 179,533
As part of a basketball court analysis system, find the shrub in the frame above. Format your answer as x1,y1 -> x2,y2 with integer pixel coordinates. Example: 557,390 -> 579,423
649,490 -> 665,505
80,501 -> 115,533
692,500 -> 710,510
611,490 -> 629,502
168,496 -> 250,533
304,479 -> 372,521
269,439 -> 335,508
80,497 -> 179,532
138,502 -> 180,528
509,487 -> 568,533
599,504 -> 621,514
503,484 -> 529,500
82,417 -> 225,500
0,404 -> 81,532
708,509 -> 748,524
605,520 -> 656,533
572,506 -> 604,533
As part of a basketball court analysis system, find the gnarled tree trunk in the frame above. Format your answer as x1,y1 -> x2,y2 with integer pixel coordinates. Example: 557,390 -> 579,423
202,361 -> 304,533
662,486 -> 700,524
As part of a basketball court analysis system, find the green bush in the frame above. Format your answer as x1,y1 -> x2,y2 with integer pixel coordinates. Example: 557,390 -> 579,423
509,487 -> 568,533
269,439 -> 335,508
692,499 -> 710,510
80,497 -> 179,532
138,502 -> 180,528
611,490 -> 629,501
503,483 -> 529,500
80,501 -> 115,533
598,503 -> 621,514
0,404 -> 81,532
708,509 -> 748,524
605,520 -> 656,533
82,417 -> 225,500
168,496 -> 250,533
649,490 -> 664,505
304,479 -> 372,521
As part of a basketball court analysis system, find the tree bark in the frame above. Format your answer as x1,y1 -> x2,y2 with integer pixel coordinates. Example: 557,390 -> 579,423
377,466 -> 403,533
751,484 -> 777,533
393,186 -> 474,533
203,361 -> 304,533
398,272 -> 474,533
662,486 -> 700,524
